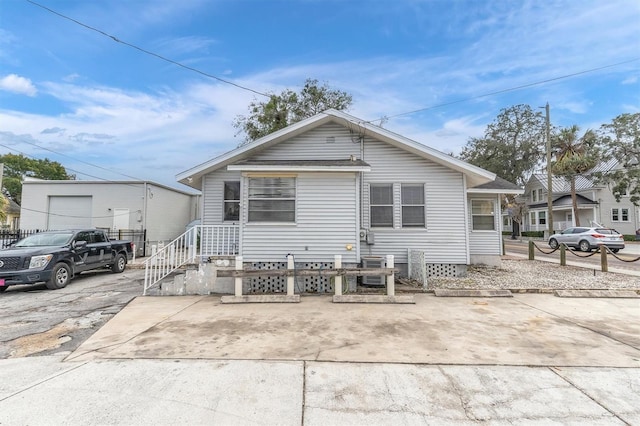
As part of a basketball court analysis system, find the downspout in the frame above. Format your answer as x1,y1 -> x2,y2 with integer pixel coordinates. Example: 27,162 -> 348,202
360,134 -> 365,257
462,175 -> 470,265
142,182 -> 148,231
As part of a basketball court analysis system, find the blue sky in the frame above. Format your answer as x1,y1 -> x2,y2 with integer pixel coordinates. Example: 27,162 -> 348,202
1,0 -> 639,190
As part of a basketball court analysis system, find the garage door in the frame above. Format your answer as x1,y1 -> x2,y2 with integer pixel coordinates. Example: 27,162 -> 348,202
48,196 -> 93,230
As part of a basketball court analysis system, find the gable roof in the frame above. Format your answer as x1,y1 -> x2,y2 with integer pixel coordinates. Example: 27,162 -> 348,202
526,158 -> 619,194
177,109 -> 498,189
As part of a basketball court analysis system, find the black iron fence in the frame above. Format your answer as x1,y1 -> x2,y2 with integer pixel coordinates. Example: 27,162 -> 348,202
0,229 -> 147,255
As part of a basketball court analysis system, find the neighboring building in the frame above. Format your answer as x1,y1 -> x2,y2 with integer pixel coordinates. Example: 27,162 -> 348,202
3,197 -> 21,230
19,178 -> 200,255
177,109 -> 522,275
523,160 -> 638,235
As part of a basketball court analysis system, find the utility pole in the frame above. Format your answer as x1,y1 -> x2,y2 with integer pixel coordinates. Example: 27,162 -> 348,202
545,103 -> 553,236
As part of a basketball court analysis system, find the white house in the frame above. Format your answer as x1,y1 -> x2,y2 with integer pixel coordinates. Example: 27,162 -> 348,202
524,160 -> 638,235
176,109 -> 521,281
19,178 -> 200,256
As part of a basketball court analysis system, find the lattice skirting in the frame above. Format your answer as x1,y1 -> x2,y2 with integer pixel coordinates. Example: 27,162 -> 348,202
244,261 -> 357,294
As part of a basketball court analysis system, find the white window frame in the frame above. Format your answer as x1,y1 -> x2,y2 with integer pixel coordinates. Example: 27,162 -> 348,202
612,207 -> 629,222
538,211 -> 546,225
400,184 -> 425,228
471,199 -> 495,231
247,177 -> 296,223
530,212 -> 536,226
223,181 -> 240,222
369,184 -> 394,228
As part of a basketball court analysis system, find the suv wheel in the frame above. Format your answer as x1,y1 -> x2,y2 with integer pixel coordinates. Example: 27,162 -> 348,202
578,240 -> 591,252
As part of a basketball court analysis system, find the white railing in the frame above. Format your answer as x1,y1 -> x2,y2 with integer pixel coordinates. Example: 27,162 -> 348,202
143,225 -> 239,295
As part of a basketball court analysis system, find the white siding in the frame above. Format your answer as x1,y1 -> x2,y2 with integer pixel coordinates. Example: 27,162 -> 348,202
468,195 -> 501,255
241,172 -> 359,263
253,123 -> 361,160
200,127 -> 474,265
361,138 -> 467,264
597,190 -> 636,235
202,169 -> 242,225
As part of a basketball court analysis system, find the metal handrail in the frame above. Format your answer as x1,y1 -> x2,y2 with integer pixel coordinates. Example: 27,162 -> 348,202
143,225 -> 239,294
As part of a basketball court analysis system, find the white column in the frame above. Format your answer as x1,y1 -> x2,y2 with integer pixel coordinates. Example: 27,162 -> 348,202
386,255 -> 395,296
334,255 -> 342,296
287,255 -> 295,296
234,256 -> 243,297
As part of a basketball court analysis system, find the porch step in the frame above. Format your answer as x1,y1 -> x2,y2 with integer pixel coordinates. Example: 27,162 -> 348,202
332,295 -> 415,304
221,295 -> 301,303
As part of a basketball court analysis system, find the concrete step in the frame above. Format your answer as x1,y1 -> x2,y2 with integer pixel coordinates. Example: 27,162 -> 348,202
434,289 -> 513,297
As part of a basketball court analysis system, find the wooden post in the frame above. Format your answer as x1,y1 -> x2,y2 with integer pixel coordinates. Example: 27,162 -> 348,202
600,246 -> 608,273
528,240 -> 534,260
287,255 -> 295,296
386,255 -> 395,296
234,256 -> 243,297
334,255 -> 342,296
560,244 -> 566,266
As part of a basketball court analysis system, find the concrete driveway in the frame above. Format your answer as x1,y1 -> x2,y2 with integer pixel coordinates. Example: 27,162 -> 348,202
68,293 -> 640,367
2,293 -> 640,425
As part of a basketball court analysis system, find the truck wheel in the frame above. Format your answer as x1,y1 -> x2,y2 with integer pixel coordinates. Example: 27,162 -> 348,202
111,253 -> 127,273
46,263 -> 71,290
0,286 -> 7,293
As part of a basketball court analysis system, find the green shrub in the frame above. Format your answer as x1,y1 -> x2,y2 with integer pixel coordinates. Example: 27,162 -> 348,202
521,231 -> 544,238
623,234 -> 637,242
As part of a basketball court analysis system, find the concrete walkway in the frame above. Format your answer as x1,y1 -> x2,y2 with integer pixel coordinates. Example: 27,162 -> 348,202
2,293 -> 639,424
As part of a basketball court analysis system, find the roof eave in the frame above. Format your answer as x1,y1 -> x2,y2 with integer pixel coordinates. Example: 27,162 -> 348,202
467,188 -> 525,195
227,165 -> 371,172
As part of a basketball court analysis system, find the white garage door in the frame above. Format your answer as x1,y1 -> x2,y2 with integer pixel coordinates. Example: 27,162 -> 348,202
48,196 -> 93,230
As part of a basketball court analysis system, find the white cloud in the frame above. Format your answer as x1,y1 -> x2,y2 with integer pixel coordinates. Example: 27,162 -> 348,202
622,76 -> 638,85
0,74 -> 37,96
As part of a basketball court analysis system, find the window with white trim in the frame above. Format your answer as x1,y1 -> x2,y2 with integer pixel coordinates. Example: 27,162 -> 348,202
612,208 -> 629,222
530,212 -> 536,226
370,184 -> 393,227
401,184 -> 425,227
223,181 -> 240,221
471,199 -> 495,231
248,177 -> 296,222
532,188 -> 543,202
538,211 -> 546,225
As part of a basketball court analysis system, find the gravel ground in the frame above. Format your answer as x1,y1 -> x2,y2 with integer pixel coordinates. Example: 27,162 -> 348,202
428,258 -> 640,290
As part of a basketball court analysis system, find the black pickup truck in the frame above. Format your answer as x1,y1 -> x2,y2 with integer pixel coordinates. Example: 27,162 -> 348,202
0,229 -> 133,292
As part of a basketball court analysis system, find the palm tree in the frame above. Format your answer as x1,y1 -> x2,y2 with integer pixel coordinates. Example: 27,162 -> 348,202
551,125 -> 599,226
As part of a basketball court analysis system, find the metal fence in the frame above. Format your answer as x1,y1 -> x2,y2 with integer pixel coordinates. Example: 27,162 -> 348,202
0,229 -> 146,255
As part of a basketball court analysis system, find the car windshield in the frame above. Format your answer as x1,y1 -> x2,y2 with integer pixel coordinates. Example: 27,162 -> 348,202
15,232 -> 74,247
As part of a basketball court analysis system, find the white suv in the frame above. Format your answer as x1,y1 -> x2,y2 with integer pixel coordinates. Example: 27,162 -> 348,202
548,227 -> 625,253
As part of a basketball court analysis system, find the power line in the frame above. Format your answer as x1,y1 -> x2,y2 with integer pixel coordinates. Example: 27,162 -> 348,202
25,0 -> 271,98
0,142 -> 147,190
9,134 -> 143,181
367,57 -> 640,123
20,205 -> 133,219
